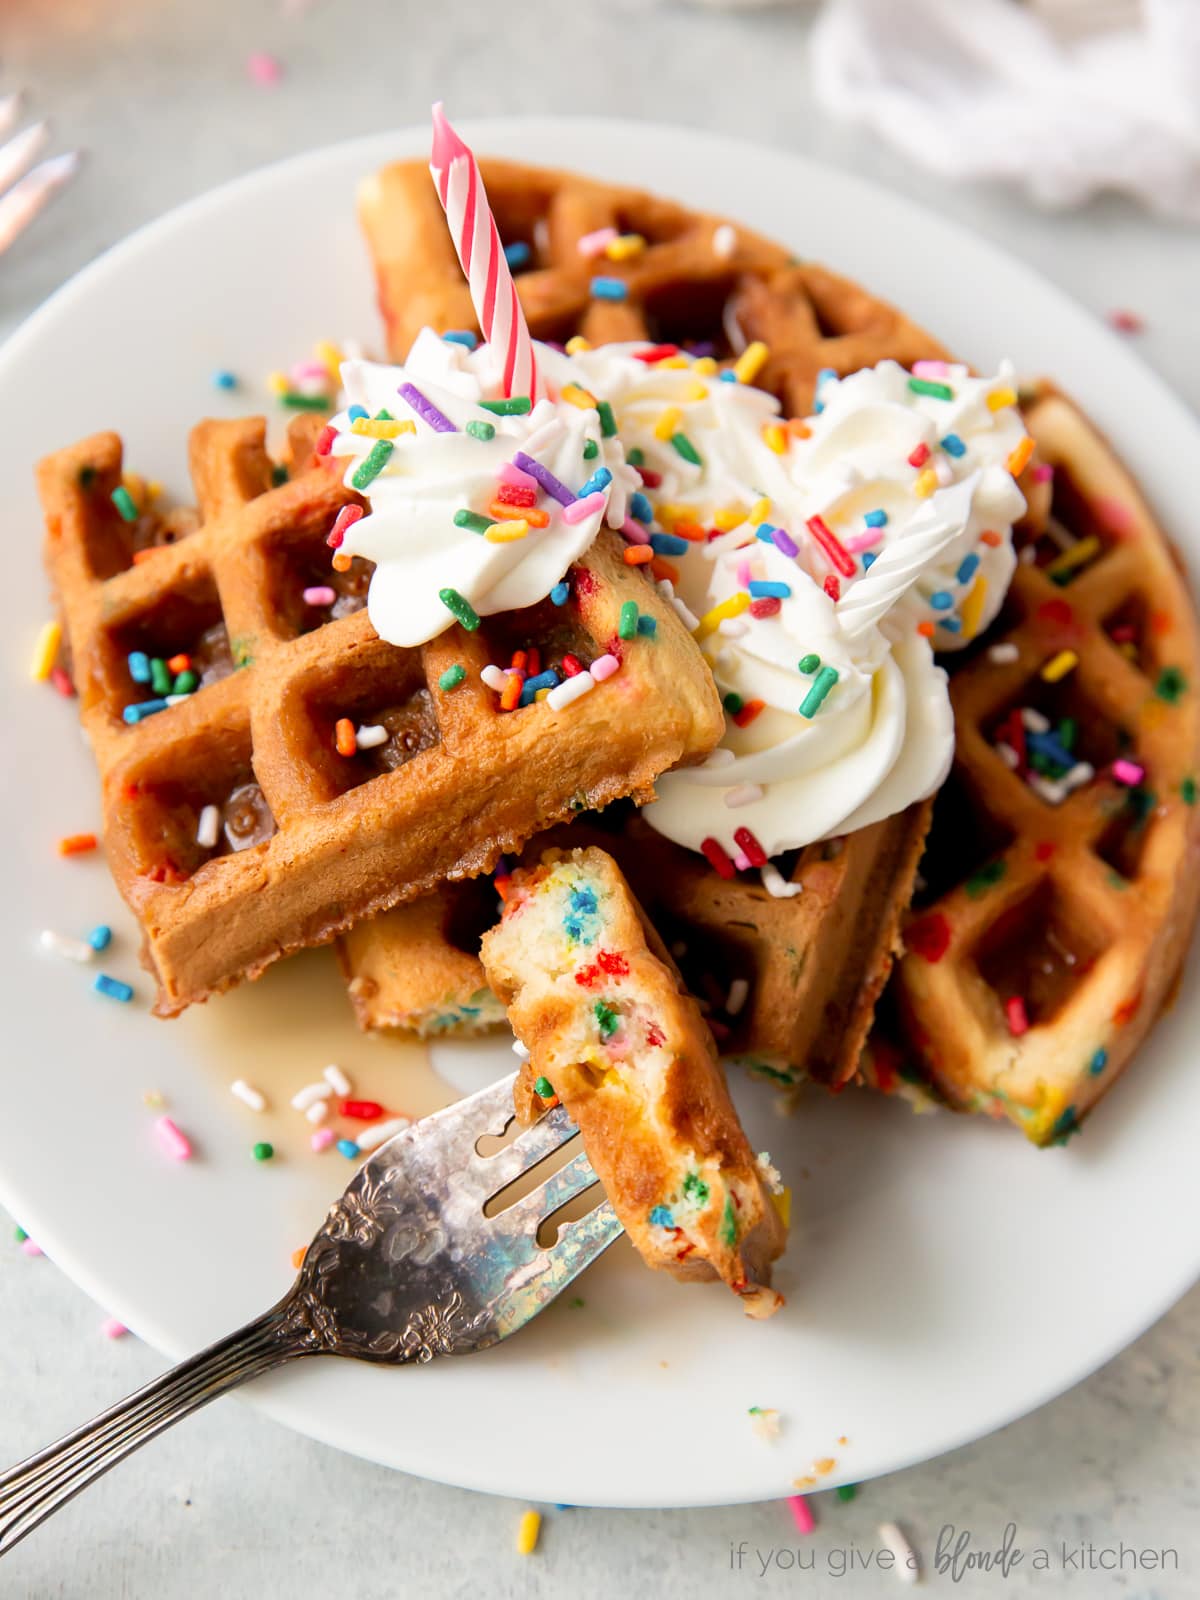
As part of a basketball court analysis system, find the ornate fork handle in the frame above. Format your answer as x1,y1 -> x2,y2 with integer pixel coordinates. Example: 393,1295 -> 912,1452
0,1305 -> 312,1557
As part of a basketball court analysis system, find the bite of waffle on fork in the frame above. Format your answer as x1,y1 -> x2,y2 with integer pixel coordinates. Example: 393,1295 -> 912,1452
871,387 -> 1200,1144
39,412 -> 722,1016
480,845 -> 787,1314
342,157 -> 947,1074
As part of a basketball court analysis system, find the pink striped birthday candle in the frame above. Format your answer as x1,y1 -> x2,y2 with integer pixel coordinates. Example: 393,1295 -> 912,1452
429,102 -> 541,404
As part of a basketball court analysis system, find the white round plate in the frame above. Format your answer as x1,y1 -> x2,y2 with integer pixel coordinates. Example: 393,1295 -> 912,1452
2,119 -> 1199,1511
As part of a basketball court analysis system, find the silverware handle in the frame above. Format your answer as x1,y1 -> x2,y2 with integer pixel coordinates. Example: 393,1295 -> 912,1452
0,1308 -> 306,1557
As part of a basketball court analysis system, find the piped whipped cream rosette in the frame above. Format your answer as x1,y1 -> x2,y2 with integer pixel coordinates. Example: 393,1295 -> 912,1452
797,360 -> 1027,650
327,329 -> 639,647
542,347 -> 1032,865
646,481 -> 974,856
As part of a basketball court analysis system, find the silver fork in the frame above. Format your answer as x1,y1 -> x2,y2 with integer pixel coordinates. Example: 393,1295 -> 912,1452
0,1072 -> 619,1557
0,93 -> 81,258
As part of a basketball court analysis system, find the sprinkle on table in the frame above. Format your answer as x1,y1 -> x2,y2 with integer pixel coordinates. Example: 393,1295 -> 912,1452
516,1509 -> 542,1555
58,833 -> 98,857
94,973 -> 133,1003
788,1496 -> 815,1535
1108,309 -> 1144,335
29,620 -> 62,682
212,370 -> 238,390
252,1142 -> 274,1162
40,929 -> 94,964
247,51 -> 282,86
154,1115 -> 192,1161
230,1079 -> 267,1112
439,588 -> 481,630
877,1522 -> 920,1585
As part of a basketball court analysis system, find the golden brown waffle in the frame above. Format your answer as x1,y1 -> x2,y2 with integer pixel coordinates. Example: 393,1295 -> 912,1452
40,421 -> 722,1016
342,157 -> 947,1073
358,157 -> 947,412
338,880 -> 507,1035
480,847 -> 786,1313
341,801 -> 930,1086
874,388 -> 1200,1144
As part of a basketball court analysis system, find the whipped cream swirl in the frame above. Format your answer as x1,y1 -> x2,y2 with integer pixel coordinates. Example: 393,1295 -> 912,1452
329,328 -> 1028,865
329,330 -> 638,647
534,348 -> 1028,859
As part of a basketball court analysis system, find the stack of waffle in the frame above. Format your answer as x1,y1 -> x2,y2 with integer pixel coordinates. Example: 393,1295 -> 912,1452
40,156 -> 1200,1158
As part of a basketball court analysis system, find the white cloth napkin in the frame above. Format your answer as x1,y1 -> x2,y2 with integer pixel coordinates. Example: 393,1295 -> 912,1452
808,0 -> 1200,221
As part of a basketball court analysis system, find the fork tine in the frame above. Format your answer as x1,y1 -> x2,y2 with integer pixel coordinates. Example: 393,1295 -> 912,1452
406,1070 -> 521,1166
0,95 -> 21,140
0,150 -> 80,256
489,1201 -> 623,1340
463,1103 -> 579,1201
0,123 -> 48,196
487,1147 -> 599,1234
